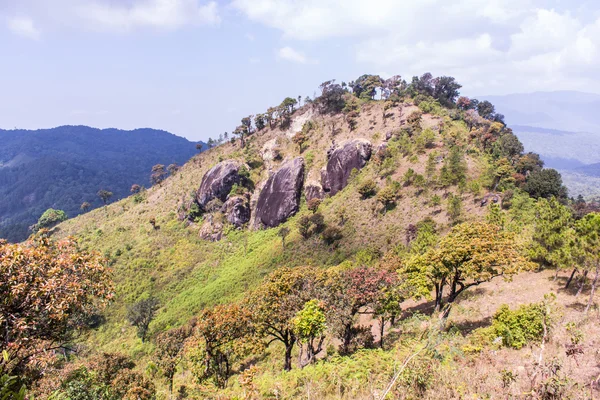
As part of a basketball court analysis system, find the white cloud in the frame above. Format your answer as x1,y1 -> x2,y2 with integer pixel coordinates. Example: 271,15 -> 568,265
78,0 -> 220,31
277,46 -> 316,64
233,0 -> 600,93
7,16 -> 40,39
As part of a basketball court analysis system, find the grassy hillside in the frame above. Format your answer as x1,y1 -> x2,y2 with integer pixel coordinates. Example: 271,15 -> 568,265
32,77 -> 597,399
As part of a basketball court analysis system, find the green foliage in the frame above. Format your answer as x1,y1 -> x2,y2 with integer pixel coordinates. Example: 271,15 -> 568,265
439,147 -> 467,187
357,179 -> 377,199
127,297 -> 160,342
0,372 -> 26,400
400,222 -> 529,312
447,194 -> 463,223
530,197 -> 574,270
321,226 -> 343,247
297,212 -> 326,239
33,208 -> 67,232
523,169 -> 568,200
476,296 -> 555,350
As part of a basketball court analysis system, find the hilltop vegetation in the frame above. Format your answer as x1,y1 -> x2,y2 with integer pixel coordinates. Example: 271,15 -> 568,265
3,73 -> 600,399
0,126 -> 204,242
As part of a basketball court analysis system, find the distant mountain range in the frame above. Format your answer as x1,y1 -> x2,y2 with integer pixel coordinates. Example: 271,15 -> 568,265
481,91 -> 600,198
0,126 -> 204,242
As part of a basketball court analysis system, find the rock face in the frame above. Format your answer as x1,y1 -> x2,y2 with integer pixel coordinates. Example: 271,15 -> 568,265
261,138 -> 283,164
304,180 -> 324,201
196,160 -> 242,210
321,139 -> 372,196
254,157 -> 305,228
221,196 -> 251,227
199,215 -> 224,242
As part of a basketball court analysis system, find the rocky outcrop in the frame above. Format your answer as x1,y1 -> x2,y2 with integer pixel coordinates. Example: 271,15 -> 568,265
304,180 -> 324,201
199,215 -> 224,242
254,157 -> 305,228
196,160 -> 242,210
261,138 -> 283,164
321,139 -> 372,196
221,195 -> 251,227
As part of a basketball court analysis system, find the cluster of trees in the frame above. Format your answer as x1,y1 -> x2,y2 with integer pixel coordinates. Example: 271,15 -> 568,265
530,197 -> 600,312
103,219 -> 526,393
0,234 -> 113,388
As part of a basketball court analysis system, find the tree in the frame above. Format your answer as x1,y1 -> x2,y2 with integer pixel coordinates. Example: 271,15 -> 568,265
167,164 -> 180,175
574,213 -> 600,312
530,197 -> 574,272
516,152 -> 544,175
32,208 -> 67,232
0,236 -> 113,378
278,226 -> 290,249
377,184 -> 398,213
523,169 -> 568,200
292,131 -> 308,153
495,132 -> 524,162
349,74 -> 383,100
323,266 -> 398,354
321,226 -> 343,248
456,96 -> 472,110
97,189 -> 113,205
280,97 -> 298,115
358,179 -> 377,199
189,304 -> 254,388
254,114 -> 266,131
315,80 -> 346,114
80,202 -> 91,212
307,198 -> 321,213
151,164 -> 167,186
447,194 -> 463,223
248,267 -> 318,370
477,100 -> 496,120
127,297 -> 160,342
196,143 -> 204,152
293,300 -> 326,366
432,76 -> 462,107
400,222 -> 529,320
130,184 -> 142,194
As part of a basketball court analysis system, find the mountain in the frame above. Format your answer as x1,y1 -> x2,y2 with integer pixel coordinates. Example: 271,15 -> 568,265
26,78 -> 583,398
0,125 -> 204,242
481,91 -> 600,198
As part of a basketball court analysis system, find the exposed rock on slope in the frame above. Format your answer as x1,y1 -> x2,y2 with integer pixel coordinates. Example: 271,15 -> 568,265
222,196 -> 251,227
321,139 -> 372,195
196,160 -> 242,210
304,180 -> 325,201
254,157 -> 305,228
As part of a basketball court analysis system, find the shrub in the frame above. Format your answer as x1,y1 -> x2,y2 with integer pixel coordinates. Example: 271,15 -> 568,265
447,194 -> 463,222
358,179 -> 377,199
473,297 -> 555,350
307,198 -> 322,213
321,226 -> 343,247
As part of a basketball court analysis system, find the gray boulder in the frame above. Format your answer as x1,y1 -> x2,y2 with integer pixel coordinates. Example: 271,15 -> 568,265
196,160 -> 242,210
254,157 -> 305,228
305,180 -> 324,201
321,139 -> 372,195
199,214 -> 224,242
222,195 -> 251,227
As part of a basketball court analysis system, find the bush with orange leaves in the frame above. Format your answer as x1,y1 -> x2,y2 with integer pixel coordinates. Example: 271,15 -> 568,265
0,232 -> 114,379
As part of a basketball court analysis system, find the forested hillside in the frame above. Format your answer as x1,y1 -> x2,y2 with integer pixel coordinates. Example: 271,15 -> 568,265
0,126 -> 205,242
4,74 -> 600,399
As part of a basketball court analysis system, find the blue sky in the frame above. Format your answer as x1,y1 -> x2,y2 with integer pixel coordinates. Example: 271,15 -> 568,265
1,0 -> 599,141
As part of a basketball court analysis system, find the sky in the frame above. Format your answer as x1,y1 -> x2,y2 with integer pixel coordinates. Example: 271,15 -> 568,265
1,0 -> 600,141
